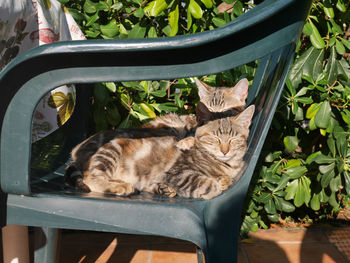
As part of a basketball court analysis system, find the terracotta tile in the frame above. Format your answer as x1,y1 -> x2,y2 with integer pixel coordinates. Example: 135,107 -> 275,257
325,227 -> 350,243
238,244 -> 249,263
243,243 -> 348,263
247,228 -> 328,243
324,226 -> 350,262
150,243 -> 197,263
150,235 -> 194,245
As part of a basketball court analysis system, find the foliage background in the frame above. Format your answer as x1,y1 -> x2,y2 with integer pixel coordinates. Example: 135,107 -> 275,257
57,0 -> 350,233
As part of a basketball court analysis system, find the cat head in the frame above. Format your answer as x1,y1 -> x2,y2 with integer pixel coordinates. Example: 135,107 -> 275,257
195,105 -> 255,162
195,78 -> 249,113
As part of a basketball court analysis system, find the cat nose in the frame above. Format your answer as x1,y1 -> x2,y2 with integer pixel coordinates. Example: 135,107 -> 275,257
221,150 -> 229,155
220,146 -> 229,155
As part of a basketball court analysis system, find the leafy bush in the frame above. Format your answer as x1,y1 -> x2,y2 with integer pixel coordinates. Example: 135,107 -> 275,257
57,0 -> 350,233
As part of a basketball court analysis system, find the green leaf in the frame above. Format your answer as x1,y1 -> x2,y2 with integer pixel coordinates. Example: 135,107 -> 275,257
337,58 -> 350,81
321,170 -> 335,188
311,193 -> 320,211
344,171 -> 350,196
111,2 -> 123,10
100,19 -> 119,38
128,23 -> 147,39
306,103 -> 321,119
168,4 -> 179,36
186,4 -> 192,29
93,105 -> 108,131
285,179 -> 298,200
327,136 -> 336,157
335,39 -> 346,55
306,152 -> 323,165
329,191 -> 339,208
148,27 -> 157,38
319,188 -> 329,203
340,38 -> 350,50
341,109 -> 350,124
285,166 -> 307,179
303,22 -> 312,36
134,8 -> 145,18
84,0 -> 97,13
189,0 -> 203,19
314,153 -> 336,164
336,134 -> 347,157
295,97 -> 313,104
93,83 -> 109,104
323,6 -> 334,19
144,0 -> 168,17
66,8 -> 85,22
309,19 -> 326,49
333,125 -> 349,139
264,199 -> 276,214
275,197 -> 295,213
319,162 -> 335,174
155,102 -> 178,112
283,136 -> 299,152
86,12 -> 99,27
330,176 -> 342,192
284,159 -> 302,170
295,86 -> 310,97
106,103 -> 121,126
325,46 -> 337,85
265,151 -> 282,162
212,17 -> 226,27
289,47 -> 324,87
267,213 -> 279,223
285,78 -> 296,96
150,89 -> 167,97
314,101 -> 331,129
201,0 -> 212,8
336,0 -> 346,12
274,174 -> 289,192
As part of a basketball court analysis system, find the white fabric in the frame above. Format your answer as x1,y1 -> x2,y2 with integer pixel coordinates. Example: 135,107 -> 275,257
0,0 -> 85,142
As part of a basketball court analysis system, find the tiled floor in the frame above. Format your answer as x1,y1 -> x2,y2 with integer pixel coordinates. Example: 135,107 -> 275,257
1,224 -> 349,262
55,224 -> 350,263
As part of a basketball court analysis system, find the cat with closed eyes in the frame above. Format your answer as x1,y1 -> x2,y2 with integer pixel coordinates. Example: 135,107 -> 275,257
65,78 -> 250,196
79,104 -> 255,199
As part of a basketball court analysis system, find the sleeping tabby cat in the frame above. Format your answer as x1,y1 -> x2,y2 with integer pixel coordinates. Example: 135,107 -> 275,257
65,78 -> 249,191
81,104 -> 255,199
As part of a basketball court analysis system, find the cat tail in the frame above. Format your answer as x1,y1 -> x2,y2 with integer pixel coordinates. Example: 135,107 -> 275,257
65,163 -> 91,192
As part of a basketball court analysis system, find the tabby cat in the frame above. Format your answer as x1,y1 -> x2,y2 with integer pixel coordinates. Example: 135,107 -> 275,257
81,104 -> 255,199
65,78 -> 249,193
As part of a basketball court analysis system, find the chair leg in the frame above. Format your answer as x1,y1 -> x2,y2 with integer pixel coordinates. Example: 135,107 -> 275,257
196,247 -> 205,263
34,227 -> 61,263
205,227 -> 239,263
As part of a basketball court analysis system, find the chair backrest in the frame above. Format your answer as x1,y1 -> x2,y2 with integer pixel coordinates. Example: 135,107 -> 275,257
0,0 -> 311,199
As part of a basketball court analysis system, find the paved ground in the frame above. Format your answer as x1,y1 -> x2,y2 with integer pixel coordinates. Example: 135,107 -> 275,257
1,211 -> 349,262
55,223 -> 350,263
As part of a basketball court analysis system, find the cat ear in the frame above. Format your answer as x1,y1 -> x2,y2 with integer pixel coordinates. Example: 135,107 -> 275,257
235,105 -> 255,129
227,78 -> 249,104
196,101 -> 212,125
196,78 -> 214,100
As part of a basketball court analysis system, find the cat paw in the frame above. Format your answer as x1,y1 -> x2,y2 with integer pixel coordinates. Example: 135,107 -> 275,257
157,183 -> 177,198
218,175 -> 232,191
176,137 -> 195,150
106,182 -> 135,196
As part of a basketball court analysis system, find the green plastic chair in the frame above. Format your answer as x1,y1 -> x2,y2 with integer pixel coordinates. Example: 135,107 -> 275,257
0,0 -> 311,262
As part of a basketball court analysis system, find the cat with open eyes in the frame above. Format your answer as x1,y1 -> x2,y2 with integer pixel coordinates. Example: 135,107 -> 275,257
79,104 -> 255,199
65,78 -> 251,197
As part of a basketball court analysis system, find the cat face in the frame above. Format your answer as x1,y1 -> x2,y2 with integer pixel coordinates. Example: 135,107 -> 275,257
195,105 -> 255,162
196,78 -> 249,113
